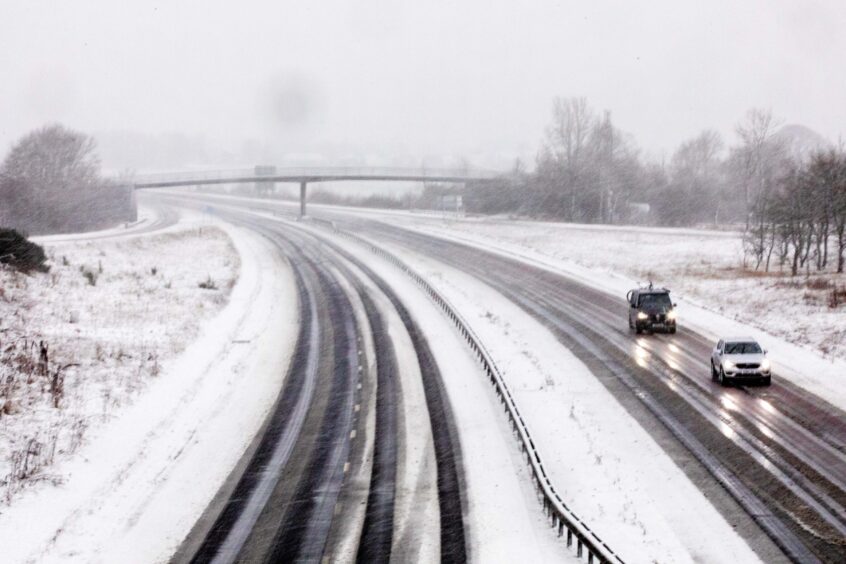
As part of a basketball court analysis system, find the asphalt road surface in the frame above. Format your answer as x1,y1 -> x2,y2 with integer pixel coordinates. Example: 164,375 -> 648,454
164,202 -> 468,564
154,192 -> 846,563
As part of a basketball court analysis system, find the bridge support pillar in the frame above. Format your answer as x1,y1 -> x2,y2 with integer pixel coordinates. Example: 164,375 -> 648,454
299,181 -> 307,217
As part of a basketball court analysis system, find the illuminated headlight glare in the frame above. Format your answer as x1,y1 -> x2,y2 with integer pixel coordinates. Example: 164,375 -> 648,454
667,310 -> 677,320
723,360 -> 735,370
637,312 -> 649,320
760,359 -> 771,372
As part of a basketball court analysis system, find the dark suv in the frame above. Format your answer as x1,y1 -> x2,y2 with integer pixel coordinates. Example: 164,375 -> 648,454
627,287 -> 677,334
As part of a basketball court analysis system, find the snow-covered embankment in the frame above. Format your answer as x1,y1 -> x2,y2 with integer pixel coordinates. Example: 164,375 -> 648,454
0,212 -> 297,563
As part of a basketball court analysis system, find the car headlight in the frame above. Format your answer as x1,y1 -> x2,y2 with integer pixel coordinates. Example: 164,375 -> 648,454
667,310 -> 677,320
760,359 -> 771,371
723,360 -> 735,370
637,312 -> 648,320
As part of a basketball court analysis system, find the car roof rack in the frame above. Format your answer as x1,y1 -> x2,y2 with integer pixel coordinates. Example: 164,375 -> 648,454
637,281 -> 671,293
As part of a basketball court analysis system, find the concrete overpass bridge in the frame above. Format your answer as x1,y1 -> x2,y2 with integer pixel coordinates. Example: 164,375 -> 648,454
130,166 -> 499,216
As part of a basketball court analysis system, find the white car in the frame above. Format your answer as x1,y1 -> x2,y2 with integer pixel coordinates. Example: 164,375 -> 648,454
710,337 -> 772,386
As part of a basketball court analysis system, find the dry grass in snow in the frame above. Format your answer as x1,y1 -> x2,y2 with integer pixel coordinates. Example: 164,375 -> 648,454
0,226 -> 238,503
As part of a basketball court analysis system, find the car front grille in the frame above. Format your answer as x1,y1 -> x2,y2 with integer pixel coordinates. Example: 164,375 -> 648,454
736,363 -> 760,369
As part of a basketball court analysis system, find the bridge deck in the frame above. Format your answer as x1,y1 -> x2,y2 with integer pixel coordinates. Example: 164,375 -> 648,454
130,167 -> 497,189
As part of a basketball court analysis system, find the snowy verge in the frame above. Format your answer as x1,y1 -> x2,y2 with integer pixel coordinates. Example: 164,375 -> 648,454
0,218 -> 298,563
1,212 -> 238,503
348,231 -> 761,563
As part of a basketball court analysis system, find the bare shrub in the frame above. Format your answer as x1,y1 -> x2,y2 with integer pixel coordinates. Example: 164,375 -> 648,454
82,268 -> 98,286
0,229 -> 49,273
3,434 -> 57,502
198,275 -> 217,290
806,277 -> 831,290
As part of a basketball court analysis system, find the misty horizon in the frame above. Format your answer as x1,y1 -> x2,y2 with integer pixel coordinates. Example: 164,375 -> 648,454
3,1 -> 846,173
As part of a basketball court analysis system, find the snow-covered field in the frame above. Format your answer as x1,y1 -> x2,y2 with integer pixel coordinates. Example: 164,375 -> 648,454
0,222 -> 237,503
0,211 -> 298,563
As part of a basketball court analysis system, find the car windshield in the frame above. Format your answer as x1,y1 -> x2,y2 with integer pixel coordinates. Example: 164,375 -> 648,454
638,293 -> 672,308
725,342 -> 762,354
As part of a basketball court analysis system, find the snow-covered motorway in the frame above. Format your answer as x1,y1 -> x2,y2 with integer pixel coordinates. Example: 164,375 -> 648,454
150,191 -> 846,563
121,196 -> 575,564
160,207 -> 468,562
350,220 -> 846,562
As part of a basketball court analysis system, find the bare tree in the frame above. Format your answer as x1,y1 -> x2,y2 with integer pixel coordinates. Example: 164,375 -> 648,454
732,109 -> 783,230
593,111 -> 636,223
832,151 -> 846,273
542,97 -> 595,219
0,124 -> 134,234
546,97 -> 593,174
660,130 -> 725,225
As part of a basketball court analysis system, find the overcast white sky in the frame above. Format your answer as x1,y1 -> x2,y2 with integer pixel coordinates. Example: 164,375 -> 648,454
2,0 -> 845,170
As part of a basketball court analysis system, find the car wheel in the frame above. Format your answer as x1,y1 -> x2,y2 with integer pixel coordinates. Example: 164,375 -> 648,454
635,326 -> 642,335
762,375 -> 771,386
719,367 -> 730,387
710,361 -> 717,380
669,327 -> 677,334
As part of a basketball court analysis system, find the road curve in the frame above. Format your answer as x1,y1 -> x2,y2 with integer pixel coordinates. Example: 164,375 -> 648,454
162,201 -> 469,563
155,191 -> 846,562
